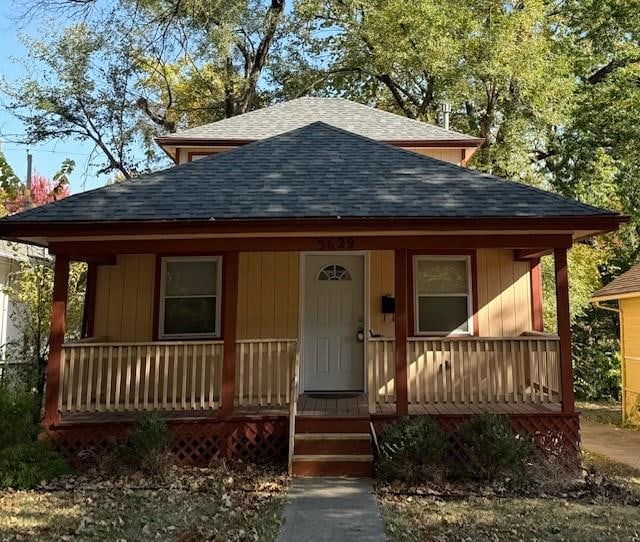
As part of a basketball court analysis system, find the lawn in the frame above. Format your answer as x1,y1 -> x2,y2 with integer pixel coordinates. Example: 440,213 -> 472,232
578,400 -> 624,427
0,464 -> 288,542
378,453 -> 640,542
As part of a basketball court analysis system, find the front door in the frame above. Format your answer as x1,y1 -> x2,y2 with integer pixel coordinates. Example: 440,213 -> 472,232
303,255 -> 365,392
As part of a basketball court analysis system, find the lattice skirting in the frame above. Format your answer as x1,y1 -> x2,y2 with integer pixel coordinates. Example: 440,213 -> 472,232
372,412 -> 581,468
45,418 -> 289,467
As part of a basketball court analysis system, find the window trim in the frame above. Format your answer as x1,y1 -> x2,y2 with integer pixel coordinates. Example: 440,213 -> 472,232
413,255 -> 474,337
158,255 -> 222,340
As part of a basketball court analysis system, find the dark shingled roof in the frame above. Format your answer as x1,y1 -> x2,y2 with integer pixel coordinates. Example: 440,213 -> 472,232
1,122 -> 616,224
159,97 -> 481,143
592,264 -> 640,301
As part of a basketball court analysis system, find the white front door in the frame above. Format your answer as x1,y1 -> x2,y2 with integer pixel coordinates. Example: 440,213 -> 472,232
303,254 -> 365,392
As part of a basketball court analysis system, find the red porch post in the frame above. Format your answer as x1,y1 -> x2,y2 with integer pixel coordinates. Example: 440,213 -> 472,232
394,249 -> 409,415
554,247 -> 575,413
43,254 -> 70,427
220,251 -> 239,416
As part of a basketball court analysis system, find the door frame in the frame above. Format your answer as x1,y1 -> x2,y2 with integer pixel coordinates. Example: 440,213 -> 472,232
298,251 -> 370,394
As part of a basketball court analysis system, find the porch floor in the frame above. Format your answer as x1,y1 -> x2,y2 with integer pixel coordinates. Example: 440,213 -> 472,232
57,394 -> 561,425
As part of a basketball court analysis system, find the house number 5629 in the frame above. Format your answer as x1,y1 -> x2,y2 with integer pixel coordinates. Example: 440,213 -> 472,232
317,237 -> 355,250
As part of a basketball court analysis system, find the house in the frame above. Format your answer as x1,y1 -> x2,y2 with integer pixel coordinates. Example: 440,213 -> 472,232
0,97 -> 626,475
591,264 -> 640,423
0,241 -> 49,376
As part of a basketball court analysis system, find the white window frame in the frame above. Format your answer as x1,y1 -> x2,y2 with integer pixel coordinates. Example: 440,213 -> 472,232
413,255 -> 474,337
158,256 -> 222,339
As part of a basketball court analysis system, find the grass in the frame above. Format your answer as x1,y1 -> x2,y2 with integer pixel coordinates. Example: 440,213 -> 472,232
378,452 -> 640,542
379,495 -> 640,542
577,400 -> 624,427
0,464 -> 288,541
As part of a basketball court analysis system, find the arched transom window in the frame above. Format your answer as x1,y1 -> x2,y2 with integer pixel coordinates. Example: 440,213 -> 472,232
317,264 -> 352,281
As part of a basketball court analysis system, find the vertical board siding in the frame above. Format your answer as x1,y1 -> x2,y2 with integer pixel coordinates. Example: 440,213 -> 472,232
94,255 -> 155,341
621,297 -> 640,417
236,252 -> 299,340
369,250 -> 395,337
404,148 -> 464,165
476,249 -> 533,337
372,248 -> 533,339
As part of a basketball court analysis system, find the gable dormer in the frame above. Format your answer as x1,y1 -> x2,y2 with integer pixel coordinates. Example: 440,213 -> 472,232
155,97 -> 483,167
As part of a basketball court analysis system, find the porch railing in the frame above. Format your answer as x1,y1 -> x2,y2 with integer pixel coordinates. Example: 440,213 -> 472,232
59,341 -> 223,413
368,336 -> 561,411
235,339 -> 298,406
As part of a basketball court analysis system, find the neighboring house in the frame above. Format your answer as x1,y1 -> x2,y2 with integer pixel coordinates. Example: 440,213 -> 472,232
0,241 -> 49,375
0,97 -> 626,475
591,264 -> 640,422
0,242 -> 23,368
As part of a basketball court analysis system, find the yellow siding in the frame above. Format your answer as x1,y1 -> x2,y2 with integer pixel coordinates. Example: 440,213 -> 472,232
94,254 -> 155,341
236,252 -> 299,339
621,297 -> 640,418
177,146 -> 465,166
369,250 -> 395,337
403,148 -> 462,165
476,248 -> 532,337
92,249 -> 531,343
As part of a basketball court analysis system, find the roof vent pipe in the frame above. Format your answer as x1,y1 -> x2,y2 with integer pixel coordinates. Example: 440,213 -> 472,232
441,102 -> 451,130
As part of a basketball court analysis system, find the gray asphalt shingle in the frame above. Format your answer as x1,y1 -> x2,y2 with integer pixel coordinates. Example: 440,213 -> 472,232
160,97 -> 480,142
2,122 -> 615,223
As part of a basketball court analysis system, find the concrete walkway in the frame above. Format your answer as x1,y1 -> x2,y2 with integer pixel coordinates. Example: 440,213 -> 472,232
582,421 -> 640,470
278,477 -> 386,542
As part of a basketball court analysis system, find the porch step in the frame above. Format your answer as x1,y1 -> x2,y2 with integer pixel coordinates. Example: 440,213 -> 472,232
291,454 -> 374,477
295,434 -> 372,455
295,417 -> 370,434
292,418 -> 374,477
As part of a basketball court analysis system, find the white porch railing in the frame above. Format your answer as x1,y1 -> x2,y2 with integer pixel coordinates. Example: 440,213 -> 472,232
235,339 -> 298,406
368,336 -> 561,411
59,341 -> 223,413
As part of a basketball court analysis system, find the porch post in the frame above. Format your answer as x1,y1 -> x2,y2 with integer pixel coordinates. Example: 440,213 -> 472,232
554,247 -> 575,413
43,254 -> 70,427
394,249 -> 409,415
221,251 -> 239,416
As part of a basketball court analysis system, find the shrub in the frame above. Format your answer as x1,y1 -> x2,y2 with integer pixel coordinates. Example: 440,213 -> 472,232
0,441 -> 70,489
0,384 -> 40,449
453,413 -> 532,483
120,412 -> 171,475
377,416 -> 448,483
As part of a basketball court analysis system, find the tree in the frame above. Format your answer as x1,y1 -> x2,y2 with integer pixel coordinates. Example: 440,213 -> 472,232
1,23 -> 156,179
1,160 -> 84,395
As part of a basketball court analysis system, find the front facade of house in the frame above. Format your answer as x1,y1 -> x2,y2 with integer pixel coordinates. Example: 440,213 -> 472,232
592,265 -> 640,422
0,98 -> 625,474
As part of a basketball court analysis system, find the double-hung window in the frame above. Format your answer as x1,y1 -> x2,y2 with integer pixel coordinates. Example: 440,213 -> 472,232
159,256 -> 221,339
414,256 -> 472,335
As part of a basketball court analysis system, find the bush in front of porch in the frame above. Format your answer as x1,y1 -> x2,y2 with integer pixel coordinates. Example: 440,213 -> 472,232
376,414 -> 533,486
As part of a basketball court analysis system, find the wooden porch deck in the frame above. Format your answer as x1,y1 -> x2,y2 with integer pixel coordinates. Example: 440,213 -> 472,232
58,393 -> 561,424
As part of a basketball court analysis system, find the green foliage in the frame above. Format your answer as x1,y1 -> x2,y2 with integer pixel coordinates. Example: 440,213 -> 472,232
572,306 -> 621,401
3,257 -> 86,394
0,440 -> 70,489
119,412 -> 171,475
0,383 -> 70,489
453,413 -> 532,482
0,385 -> 40,449
377,416 -> 448,482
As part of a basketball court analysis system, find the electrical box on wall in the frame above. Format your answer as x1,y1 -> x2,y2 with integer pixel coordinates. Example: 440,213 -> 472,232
381,294 -> 395,314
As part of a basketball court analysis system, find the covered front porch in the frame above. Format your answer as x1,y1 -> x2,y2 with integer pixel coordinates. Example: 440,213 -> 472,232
43,238 -> 574,429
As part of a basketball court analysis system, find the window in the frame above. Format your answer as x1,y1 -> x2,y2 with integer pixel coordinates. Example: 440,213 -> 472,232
159,256 -> 221,338
414,256 -> 472,335
317,264 -> 352,281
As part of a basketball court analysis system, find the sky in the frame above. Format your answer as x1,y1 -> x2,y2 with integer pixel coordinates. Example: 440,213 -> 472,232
0,2 -> 112,194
